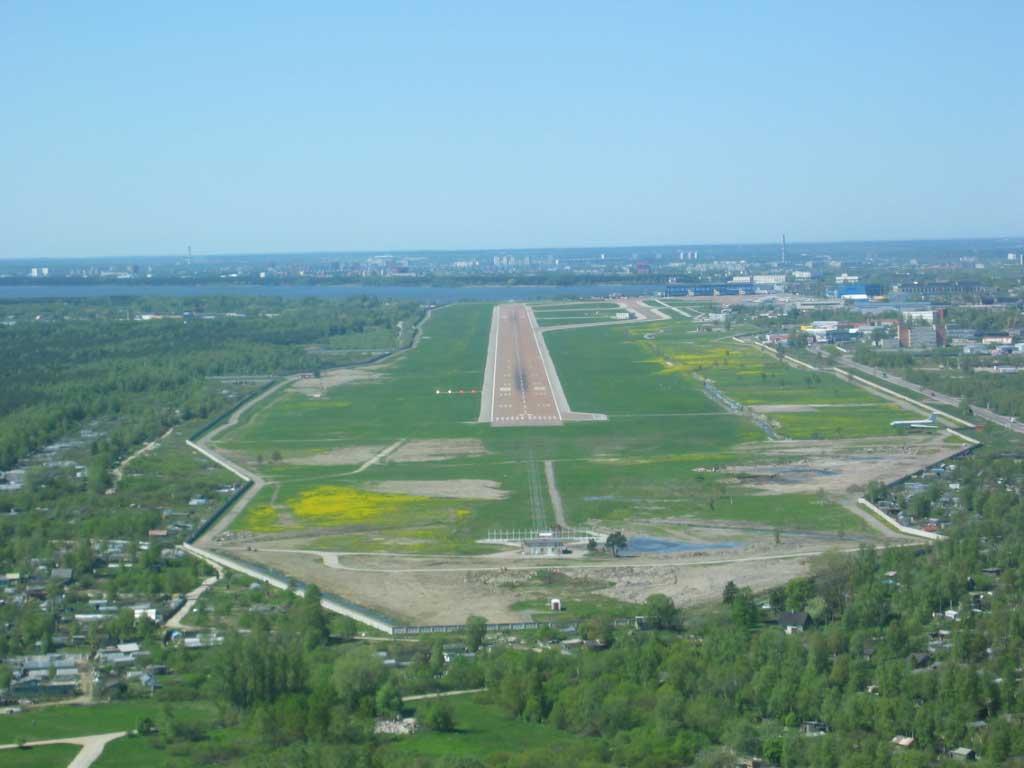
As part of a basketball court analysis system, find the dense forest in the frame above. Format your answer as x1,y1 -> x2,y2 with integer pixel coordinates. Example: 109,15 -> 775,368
0,296 -> 420,470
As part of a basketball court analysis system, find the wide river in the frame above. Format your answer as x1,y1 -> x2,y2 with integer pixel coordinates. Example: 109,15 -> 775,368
0,283 -> 664,302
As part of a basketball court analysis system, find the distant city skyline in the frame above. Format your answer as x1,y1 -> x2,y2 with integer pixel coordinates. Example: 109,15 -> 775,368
2,3 -> 1022,259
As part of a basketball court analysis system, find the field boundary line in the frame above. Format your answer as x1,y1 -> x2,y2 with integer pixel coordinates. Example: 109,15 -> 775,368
651,297 -> 695,318
478,305 -> 501,423
856,498 -> 946,541
733,334 -> 981,541
182,543 -> 397,633
833,368 -> 975,428
736,336 -> 975,428
176,305 -> 450,634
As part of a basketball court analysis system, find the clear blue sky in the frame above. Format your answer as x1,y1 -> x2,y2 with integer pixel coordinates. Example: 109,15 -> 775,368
2,2 -> 1022,259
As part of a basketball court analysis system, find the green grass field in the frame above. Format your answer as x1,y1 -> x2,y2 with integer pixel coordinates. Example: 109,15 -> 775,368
535,313 -> 625,327
0,701 -> 217,744
210,303 -> 919,548
527,301 -> 620,311
0,744 -> 80,767
382,693 -> 584,760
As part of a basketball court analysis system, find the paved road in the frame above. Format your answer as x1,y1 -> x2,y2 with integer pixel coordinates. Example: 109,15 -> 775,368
838,355 -> 1024,435
0,731 -> 127,768
536,297 -> 669,331
487,303 -> 563,426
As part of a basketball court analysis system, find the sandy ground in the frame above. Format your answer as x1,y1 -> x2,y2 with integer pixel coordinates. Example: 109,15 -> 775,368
282,438 -> 488,467
292,367 -> 381,396
366,479 -> 508,500
221,529 -> 858,625
285,445 -> 388,466
389,438 -> 488,462
724,434 -> 961,495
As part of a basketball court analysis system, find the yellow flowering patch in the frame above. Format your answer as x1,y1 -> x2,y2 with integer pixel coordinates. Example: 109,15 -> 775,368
290,485 -> 425,526
665,348 -> 748,373
238,505 -> 284,533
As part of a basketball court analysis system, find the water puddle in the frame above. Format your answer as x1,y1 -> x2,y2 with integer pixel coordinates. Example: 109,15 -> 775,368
621,536 -> 737,555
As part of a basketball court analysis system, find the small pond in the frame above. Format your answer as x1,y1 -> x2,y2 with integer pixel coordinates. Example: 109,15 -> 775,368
620,536 -> 738,555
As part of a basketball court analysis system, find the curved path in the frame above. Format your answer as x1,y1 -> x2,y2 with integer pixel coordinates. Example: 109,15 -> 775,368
0,731 -> 127,768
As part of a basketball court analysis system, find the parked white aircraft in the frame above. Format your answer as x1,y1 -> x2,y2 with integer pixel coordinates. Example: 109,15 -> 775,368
890,412 -> 939,429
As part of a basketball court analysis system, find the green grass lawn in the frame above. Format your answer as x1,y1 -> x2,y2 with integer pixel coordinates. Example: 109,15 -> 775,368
772,403 -> 917,439
217,303 -> 879,545
511,594 -> 640,623
536,314 -> 624,327
383,693 -> 583,760
527,301 -> 620,311
0,701 -> 217,744
92,726 -> 253,768
0,744 -> 80,767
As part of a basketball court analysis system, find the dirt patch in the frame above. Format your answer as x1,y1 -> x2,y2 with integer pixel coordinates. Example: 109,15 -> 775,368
226,533 -> 843,625
365,479 -> 508,500
750,403 -> 878,413
388,438 -> 488,463
285,445 -> 388,466
292,367 -> 382,397
727,434 -> 964,495
590,556 -> 814,607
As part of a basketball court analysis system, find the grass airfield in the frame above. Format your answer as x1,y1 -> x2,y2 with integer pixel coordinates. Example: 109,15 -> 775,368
207,300 -> 964,624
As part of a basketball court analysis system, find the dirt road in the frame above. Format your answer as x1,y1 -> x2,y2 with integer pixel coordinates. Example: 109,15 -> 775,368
544,460 -> 568,527
164,565 -> 223,630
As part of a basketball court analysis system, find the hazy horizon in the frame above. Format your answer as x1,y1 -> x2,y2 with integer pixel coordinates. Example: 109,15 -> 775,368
4,233 -> 1024,266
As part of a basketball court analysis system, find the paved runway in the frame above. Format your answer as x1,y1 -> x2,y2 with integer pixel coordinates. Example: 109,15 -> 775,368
484,304 -> 562,426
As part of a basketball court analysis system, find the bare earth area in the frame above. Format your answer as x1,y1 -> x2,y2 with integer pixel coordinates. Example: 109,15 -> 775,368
365,479 -> 509,500
218,528 -> 858,625
727,434 -> 963,495
285,445 -> 389,466
292,367 -> 381,396
388,438 -> 488,463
